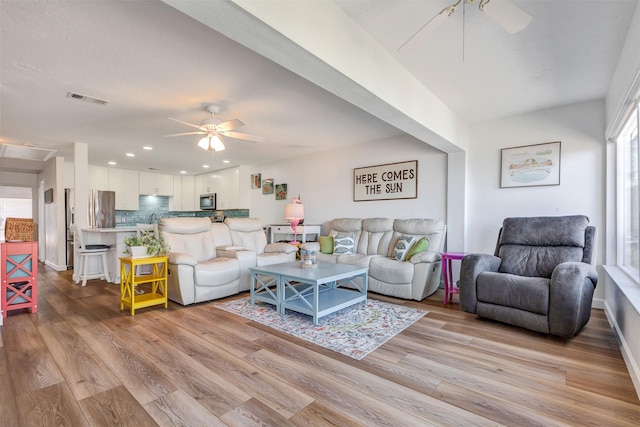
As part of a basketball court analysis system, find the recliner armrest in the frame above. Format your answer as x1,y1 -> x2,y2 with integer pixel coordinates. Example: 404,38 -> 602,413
549,262 -> 598,337
299,242 -> 320,252
168,252 -> 197,267
265,242 -> 299,254
409,251 -> 439,264
459,254 -> 501,314
216,245 -> 247,251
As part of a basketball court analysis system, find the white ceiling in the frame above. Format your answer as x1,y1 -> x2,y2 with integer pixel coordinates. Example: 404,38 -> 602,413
1,0 -> 637,175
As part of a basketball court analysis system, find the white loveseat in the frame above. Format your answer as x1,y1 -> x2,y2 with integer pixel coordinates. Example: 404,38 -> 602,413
300,218 -> 446,300
159,217 -> 297,305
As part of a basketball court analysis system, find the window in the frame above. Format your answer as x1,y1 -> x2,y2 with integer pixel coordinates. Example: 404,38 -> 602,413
0,186 -> 33,240
618,105 -> 640,280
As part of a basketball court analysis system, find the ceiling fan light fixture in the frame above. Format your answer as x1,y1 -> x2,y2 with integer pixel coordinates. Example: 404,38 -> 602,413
197,134 -> 225,151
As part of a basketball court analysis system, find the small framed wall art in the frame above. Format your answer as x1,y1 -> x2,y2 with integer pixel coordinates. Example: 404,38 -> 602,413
262,178 -> 274,194
251,173 -> 261,189
500,141 -> 561,188
275,183 -> 287,200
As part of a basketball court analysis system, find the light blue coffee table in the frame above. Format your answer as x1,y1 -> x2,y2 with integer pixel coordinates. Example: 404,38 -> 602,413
250,262 -> 368,325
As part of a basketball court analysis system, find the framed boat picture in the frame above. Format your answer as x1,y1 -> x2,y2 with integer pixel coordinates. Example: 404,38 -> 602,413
500,141 -> 561,188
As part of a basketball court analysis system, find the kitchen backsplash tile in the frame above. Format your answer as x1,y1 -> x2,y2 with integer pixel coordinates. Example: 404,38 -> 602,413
116,195 -> 248,226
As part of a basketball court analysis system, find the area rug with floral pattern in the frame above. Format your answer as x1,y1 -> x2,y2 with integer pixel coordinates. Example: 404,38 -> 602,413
214,297 -> 427,360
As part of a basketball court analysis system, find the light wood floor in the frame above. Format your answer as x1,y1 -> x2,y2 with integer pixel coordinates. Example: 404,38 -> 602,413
1,264 -> 639,426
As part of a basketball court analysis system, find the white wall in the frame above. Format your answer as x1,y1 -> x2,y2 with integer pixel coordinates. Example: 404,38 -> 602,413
38,156 -> 67,270
243,134 -> 448,228
466,99 -> 606,305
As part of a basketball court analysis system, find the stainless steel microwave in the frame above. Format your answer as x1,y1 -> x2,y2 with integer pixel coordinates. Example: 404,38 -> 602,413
200,193 -> 216,210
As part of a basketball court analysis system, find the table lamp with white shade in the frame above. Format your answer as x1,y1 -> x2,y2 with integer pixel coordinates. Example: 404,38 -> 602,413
284,196 -> 304,244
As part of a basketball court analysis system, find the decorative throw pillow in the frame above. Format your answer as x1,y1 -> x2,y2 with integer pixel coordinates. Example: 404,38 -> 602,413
392,235 -> 419,261
319,236 -> 334,254
405,237 -> 429,261
333,232 -> 356,254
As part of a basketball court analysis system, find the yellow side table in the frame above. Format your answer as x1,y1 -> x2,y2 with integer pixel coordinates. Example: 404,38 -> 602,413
119,256 -> 168,316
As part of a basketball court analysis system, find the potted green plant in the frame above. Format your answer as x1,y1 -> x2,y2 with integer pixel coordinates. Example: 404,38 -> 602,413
124,232 -> 170,258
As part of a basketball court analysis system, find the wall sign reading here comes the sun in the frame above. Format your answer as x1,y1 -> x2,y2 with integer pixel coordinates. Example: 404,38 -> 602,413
353,160 -> 417,202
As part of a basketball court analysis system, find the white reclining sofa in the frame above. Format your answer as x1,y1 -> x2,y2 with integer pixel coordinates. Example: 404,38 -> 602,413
159,217 -> 297,305
300,218 -> 446,300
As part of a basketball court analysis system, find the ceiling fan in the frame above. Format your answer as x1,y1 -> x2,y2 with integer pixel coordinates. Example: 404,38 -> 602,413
166,104 -> 264,152
398,0 -> 533,52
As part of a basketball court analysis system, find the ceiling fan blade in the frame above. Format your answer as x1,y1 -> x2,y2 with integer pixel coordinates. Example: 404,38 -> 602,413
479,0 -> 532,34
217,118 -> 244,132
165,131 -> 205,137
220,131 -> 264,143
168,117 -> 204,130
397,1 -> 460,52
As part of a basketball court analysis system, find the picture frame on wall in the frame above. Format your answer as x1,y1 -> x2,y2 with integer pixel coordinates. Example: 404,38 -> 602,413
500,141 -> 561,188
251,173 -> 261,189
262,178 -> 274,194
275,183 -> 287,200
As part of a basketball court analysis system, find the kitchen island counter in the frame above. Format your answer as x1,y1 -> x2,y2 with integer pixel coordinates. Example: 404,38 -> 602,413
80,228 -> 139,284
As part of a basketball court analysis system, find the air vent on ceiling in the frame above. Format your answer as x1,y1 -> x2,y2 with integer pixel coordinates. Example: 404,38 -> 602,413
0,143 -> 57,161
66,91 -> 109,106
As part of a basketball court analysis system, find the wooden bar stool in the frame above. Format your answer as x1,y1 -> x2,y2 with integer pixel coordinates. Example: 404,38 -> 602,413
71,225 -> 111,286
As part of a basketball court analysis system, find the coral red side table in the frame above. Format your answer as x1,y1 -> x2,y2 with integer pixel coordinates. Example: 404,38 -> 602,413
441,251 -> 467,304
1,241 -> 38,318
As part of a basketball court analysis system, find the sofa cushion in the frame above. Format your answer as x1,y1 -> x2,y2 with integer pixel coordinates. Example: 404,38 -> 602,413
393,218 -> 445,252
360,218 -> 395,255
319,236 -> 334,254
500,215 -> 588,247
336,253 -> 379,268
162,229 -> 217,262
392,235 -> 420,261
333,232 -> 356,254
498,246 -> 584,278
225,218 -> 268,254
477,271 -> 550,315
405,237 -> 429,261
194,257 -> 240,287
369,256 -> 414,284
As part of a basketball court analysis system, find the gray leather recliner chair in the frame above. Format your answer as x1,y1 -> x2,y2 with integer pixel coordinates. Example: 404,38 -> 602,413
459,215 -> 597,338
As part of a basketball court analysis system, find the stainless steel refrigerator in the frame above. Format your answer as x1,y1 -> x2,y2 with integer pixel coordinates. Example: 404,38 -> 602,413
88,190 -> 116,229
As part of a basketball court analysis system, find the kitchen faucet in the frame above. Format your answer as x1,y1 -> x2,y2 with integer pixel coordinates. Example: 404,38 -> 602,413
150,212 -> 157,224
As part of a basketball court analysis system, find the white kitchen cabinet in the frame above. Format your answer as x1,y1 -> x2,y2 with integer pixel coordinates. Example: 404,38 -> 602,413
88,165 -> 108,190
172,176 -> 182,210
195,173 -> 217,195
171,175 -> 196,211
181,175 -> 195,211
193,167 -> 242,209
139,171 -> 173,196
216,167 -> 240,209
107,168 -> 139,210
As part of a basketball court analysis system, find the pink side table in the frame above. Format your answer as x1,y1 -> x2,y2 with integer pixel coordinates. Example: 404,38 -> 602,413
441,252 -> 467,304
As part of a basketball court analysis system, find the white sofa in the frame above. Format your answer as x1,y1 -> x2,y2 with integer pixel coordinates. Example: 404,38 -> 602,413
159,217 -> 297,305
300,218 -> 446,300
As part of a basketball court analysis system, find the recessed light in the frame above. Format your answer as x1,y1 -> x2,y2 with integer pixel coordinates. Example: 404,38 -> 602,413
143,146 -> 153,150
126,153 -> 135,157
202,164 -> 210,168
180,170 -> 187,174
108,161 -> 117,165
223,160 -> 230,163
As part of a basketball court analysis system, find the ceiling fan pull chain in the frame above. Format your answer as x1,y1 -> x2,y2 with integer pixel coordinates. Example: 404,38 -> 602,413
462,0 -> 466,62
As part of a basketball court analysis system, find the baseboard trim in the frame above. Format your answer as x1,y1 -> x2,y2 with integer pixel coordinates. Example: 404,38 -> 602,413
604,300 -> 640,400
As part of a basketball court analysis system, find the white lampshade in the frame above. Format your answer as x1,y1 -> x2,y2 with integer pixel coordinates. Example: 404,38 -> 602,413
285,203 -> 304,220
197,134 -> 225,151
